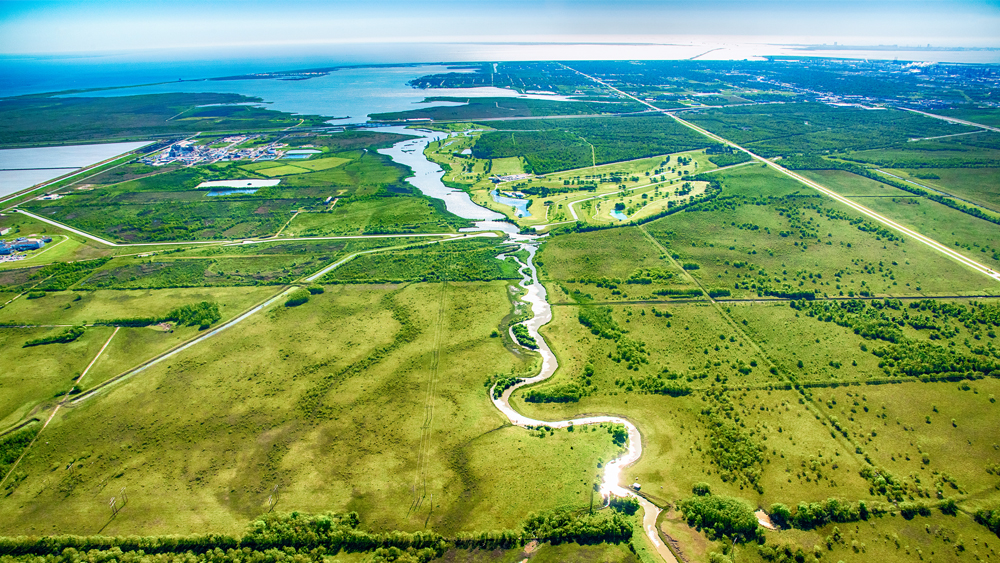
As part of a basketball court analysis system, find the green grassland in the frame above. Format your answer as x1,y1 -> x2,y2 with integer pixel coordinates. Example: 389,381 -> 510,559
281,197 -> 463,236
644,165 -> 1000,298
319,238 -> 521,283
685,103 -> 978,158
0,286 -> 279,430
0,325 -> 115,430
520,160 -> 1000,559
0,93 -> 330,148
0,238 -> 426,294
798,170 -> 1000,271
537,226 -> 699,302
0,286 -> 275,327
883,167 -> 1000,211
0,282 -> 623,538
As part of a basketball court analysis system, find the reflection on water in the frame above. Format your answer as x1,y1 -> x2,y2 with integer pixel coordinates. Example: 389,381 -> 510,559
372,127 -> 520,235
491,189 -> 531,218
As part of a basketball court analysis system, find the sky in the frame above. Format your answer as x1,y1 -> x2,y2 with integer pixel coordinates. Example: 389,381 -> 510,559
1,0 -> 999,58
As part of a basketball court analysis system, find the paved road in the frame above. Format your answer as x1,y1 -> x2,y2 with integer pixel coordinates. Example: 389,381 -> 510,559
901,108 -> 1000,133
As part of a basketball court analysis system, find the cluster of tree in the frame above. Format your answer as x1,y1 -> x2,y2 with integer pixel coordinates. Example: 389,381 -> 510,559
677,492 -> 761,543
633,374 -> 692,396
520,509 -> 632,545
791,298 -> 903,343
858,466 -> 910,502
511,324 -> 538,349
370,96 -> 644,121
705,146 -> 752,167
577,305 -> 649,370
974,507 -> 1000,537
871,339 -> 1000,379
23,326 -> 85,348
324,241 -> 519,284
284,289 -> 310,308
699,387 -> 767,492
769,498 -> 892,530
908,299 -> 1000,332
0,427 -> 38,481
688,103 -> 969,157
652,288 -> 704,298
95,301 -> 221,330
0,499 -> 638,563
523,383 -> 581,403
30,258 -> 112,291
489,374 -> 522,399
608,496 -> 640,515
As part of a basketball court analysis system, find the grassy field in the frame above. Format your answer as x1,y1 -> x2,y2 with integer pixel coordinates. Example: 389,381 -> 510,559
0,286 -> 278,429
799,170 -> 1000,272
0,282 -> 625,538
0,325 -> 115,430
319,238 -> 521,283
642,165 -> 1000,298
884,167 -> 1000,211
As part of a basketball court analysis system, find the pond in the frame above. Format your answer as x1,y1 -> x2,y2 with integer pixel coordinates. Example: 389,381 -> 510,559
0,141 -> 150,198
491,189 -> 532,218
206,188 -> 258,196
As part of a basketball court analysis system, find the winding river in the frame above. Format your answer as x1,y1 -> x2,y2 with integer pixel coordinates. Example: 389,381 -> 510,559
377,127 -> 676,562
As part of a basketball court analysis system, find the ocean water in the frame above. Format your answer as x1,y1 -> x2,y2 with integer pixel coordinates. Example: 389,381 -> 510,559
57,65 -> 577,123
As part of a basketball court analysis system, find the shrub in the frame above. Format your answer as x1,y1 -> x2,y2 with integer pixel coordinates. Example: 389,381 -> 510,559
511,324 -> 538,349
609,495 -> 640,515
678,494 -> 760,543
24,326 -> 85,347
307,285 -> 325,295
524,383 -> 580,403
769,503 -> 792,529
285,289 -> 310,307
26,291 -> 46,299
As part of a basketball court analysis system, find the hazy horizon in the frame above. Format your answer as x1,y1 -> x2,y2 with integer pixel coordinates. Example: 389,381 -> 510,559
2,0 -> 999,58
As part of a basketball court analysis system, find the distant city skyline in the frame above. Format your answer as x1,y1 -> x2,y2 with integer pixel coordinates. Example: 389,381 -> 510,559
1,0 -> 998,57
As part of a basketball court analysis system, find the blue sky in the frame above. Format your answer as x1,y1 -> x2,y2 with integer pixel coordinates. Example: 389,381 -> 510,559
1,0 -> 998,56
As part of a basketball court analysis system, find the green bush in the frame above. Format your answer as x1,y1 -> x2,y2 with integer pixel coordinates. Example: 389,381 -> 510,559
23,326 -> 85,347
307,285 -> 325,295
511,324 -> 538,349
677,494 -> 760,543
285,289 -> 310,307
